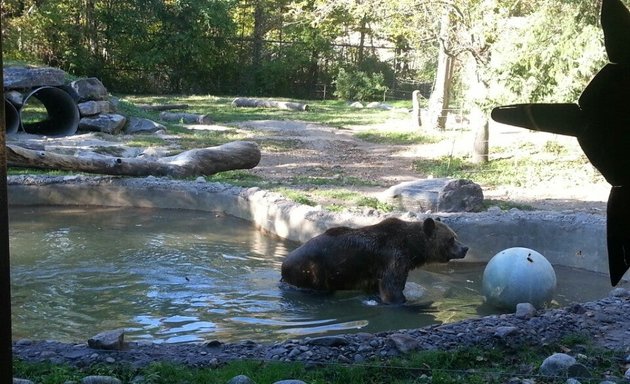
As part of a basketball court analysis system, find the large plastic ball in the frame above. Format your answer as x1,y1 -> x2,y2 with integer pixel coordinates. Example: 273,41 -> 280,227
482,247 -> 557,310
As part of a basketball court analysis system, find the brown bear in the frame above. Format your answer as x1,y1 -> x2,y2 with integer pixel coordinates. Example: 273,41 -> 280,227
280,217 -> 468,304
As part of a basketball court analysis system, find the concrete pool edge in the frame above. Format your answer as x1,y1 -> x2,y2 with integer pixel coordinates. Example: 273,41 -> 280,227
7,174 -> 623,280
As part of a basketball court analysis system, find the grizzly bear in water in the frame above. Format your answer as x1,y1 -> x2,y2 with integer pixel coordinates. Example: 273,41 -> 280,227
281,217 -> 468,304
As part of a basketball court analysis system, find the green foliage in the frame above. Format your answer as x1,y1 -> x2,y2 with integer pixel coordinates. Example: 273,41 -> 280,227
333,68 -> 389,101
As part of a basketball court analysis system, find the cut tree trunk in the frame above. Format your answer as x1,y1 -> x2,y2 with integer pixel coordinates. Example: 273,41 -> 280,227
7,141 -> 261,178
231,97 -> 308,111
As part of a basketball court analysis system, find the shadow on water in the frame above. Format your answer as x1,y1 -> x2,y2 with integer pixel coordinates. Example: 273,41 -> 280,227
9,206 -> 615,344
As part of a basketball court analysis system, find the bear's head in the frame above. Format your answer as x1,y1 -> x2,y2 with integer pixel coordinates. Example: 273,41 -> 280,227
420,218 -> 468,264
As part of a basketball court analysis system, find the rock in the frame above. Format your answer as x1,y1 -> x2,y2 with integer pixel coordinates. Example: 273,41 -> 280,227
366,102 -> 393,110
81,376 -> 122,384
540,353 -> 576,376
78,100 -> 116,116
379,178 -> 484,213
515,303 -> 537,319
79,114 -> 127,134
388,333 -> 420,353
567,363 -> 591,378
124,117 -> 165,134
494,326 -> 518,338
6,90 -> 23,107
69,77 -> 109,101
273,381 -> 307,384
349,101 -> 364,108
306,336 -> 349,347
4,66 -> 66,89
438,179 -> 485,212
625,367 -> 630,380
227,375 -> 256,384
565,379 -> 581,384
87,329 -> 125,350
159,111 -> 213,124
12,379 -> 34,384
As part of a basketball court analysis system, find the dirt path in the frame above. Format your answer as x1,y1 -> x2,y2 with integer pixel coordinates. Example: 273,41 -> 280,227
234,119 -> 610,213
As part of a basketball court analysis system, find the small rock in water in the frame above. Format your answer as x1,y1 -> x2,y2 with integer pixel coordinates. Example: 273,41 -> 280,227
87,329 -> 125,350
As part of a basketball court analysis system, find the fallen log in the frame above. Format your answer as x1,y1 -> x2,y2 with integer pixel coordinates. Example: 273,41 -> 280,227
231,97 -> 308,111
7,141 -> 261,178
159,111 -> 213,124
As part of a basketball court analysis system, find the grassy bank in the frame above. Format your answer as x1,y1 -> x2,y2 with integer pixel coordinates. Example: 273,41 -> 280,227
13,335 -> 625,384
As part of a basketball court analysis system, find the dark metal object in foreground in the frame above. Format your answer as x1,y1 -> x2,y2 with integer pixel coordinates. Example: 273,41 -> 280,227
491,0 -> 630,286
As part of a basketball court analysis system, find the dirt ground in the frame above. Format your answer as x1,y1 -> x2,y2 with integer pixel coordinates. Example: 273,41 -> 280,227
228,118 -> 610,214
10,115 -> 611,214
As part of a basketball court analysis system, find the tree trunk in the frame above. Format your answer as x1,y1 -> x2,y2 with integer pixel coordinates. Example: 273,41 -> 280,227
427,8 -> 454,131
471,107 -> 489,164
7,141 -> 261,178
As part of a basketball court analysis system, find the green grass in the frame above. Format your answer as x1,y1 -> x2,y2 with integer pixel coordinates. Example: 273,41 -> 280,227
120,95 -> 410,129
412,154 -> 602,188
355,130 -> 441,145
13,336 -> 625,384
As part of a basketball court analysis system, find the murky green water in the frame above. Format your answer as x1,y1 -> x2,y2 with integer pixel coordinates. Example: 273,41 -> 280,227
9,206 -> 614,344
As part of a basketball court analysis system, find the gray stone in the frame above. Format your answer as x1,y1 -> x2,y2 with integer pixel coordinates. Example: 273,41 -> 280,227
515,303 -> 537,319
79,114 -> 127,134
70,77 -> 109,101
81,376 -> 122,384
379,178 -> 484,213
306,336 -> 349,347
494,326 -> 518,338
13,379 -> 34,384
565,379 -> 581,384
227,375 -> 256,384
388,333 -> 420,353
78,100 -> 116,116
87,329 -> 125,350
6,90 -> 23,107
567,363 -> 591,378
540,353 -> 576,376
159,111 -> 213,124
349,101 -> 364,108
438,179 -> 485,212
4,66 -> 66,89
273,381 -> 307,384
124,117 -> 165,134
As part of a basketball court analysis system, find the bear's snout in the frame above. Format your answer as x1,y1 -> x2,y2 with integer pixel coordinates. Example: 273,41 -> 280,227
450,242 -> 468,260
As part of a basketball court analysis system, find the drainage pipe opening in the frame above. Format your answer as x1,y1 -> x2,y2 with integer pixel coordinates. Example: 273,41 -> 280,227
20,86 -> 79,136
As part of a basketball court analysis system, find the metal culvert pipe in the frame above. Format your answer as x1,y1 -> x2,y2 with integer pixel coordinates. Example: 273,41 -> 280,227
20,86 -> 79,136
4,99 -> 19,134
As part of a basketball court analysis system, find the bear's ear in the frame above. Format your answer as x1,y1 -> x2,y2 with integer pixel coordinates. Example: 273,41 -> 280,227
423,218 -> 436,237
435,217 -> 442,222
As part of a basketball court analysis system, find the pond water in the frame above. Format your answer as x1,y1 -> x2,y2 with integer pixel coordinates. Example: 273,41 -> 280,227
9,206 -> 614,344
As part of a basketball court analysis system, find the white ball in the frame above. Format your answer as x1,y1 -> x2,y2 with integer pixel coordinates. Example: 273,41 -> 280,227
482,247 -> 556,310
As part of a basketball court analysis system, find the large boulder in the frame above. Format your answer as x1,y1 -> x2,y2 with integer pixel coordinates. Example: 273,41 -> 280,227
379,178 -> 484,213
68,77 -> 109,101
124,117 -> 166,134
79,114 -> 127,134
3,66 -> 66,89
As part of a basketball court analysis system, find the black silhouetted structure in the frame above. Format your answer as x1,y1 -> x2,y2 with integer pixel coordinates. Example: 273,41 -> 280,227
491,0 -> 630,286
